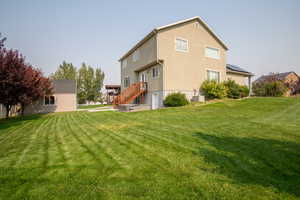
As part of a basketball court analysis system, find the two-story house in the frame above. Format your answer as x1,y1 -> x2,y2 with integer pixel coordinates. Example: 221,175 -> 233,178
117,16 -> 253,109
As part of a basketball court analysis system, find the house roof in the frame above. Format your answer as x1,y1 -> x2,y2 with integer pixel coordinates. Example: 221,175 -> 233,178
226,64 -> 254,76
119,16 -> 228,61
254,71 -> 299,83
134,59 -> 164,72
53,80 -> 76,94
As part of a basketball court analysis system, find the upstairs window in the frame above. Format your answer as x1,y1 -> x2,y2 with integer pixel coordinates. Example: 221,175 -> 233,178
124,76 -> 130,87
152,67 -> 159,78
122,59 -> 127,69
207,70 -> 220,83
175,38 -> 188,52
45,96 -> 55,105
133,49 -> 140,62
205,47 -> 220,59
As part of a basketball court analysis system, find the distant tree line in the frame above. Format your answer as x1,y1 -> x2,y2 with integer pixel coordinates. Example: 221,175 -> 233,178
0,34 -> 53,118
51,61 -> 105,104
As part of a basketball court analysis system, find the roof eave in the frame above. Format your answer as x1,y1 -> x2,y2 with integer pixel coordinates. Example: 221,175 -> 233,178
226,69 -> 254,76
118,29 -> 157,61
134,59 -> 164,72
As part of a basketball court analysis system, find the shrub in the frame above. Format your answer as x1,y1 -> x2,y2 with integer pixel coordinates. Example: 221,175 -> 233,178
252,82 -> 265,96
239,85 -> 250,98
200,80 -> 227,99
253,81 -> 287,97
163,93 -> 189,107
224,80 -> 241,99
223,80 -> 250,99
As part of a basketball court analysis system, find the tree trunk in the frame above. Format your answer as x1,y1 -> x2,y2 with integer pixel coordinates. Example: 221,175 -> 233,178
21,103 -> 25,116
5,104 -> 11,119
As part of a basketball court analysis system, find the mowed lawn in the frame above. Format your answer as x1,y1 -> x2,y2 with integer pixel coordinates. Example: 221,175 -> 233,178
78,104 -> 111,109
0,98 -> 300,200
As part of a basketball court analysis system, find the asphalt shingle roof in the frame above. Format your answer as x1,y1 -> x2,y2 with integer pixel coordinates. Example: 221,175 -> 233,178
254,72 -> 297,83
53,80 -> 76,94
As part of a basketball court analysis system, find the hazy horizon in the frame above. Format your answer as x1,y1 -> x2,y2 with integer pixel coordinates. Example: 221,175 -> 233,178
1,0 -> 299,84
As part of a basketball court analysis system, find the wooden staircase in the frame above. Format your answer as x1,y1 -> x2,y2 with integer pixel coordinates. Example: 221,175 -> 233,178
113,82 -> 147,106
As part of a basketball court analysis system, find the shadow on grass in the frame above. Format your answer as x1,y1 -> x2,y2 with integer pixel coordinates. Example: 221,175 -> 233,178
193,132 -> 300,197
0,114 -> 45,131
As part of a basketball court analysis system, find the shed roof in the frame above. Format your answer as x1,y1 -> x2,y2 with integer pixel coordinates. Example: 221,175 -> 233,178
53,80 -> 76,94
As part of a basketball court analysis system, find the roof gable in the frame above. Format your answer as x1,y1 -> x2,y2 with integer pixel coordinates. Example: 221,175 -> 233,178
156,16 -> 228,50
119,16 -> 228,61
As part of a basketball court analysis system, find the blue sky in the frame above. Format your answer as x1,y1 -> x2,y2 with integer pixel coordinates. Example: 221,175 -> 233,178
1,0 -> 299,84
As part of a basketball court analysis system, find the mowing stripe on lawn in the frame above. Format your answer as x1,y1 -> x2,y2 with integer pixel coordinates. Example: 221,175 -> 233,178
79,112 -> 208,173
1,115 -> 53,167
68,112 -> 122,169
76,112 -> 168,170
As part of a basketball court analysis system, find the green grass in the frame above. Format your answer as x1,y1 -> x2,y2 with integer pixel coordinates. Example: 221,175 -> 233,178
78,104 -> 110,109
0,97 -> 300,200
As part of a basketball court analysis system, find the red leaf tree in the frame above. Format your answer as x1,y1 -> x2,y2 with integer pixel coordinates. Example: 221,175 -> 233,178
0,48 -> 53,118
19,66 -> 53,115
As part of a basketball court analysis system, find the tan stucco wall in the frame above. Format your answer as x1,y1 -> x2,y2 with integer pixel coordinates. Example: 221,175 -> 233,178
24,93 -> 77,114
157,20 -> 227,92
226,73 -> 247,85
139,64 -> 164,105
120,36 -> 158,91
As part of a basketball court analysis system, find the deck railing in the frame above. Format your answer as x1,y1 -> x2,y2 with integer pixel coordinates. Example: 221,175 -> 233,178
113,82 -> 147,105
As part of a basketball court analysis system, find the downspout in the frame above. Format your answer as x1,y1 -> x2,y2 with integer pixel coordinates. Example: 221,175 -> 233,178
155,29 -> 164,93
156,30 -> 165,107
248,75 -> 252,96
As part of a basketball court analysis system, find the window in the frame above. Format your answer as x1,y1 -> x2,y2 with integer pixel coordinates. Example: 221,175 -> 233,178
124,76 -> 130,87
122,59 -> 127,69
45,96 -> 55,105
175,38 -> 188,52
205,47 -> 220,59
207,70 -> 220,83
152,67 -> 159,78
133,50 -> 140,62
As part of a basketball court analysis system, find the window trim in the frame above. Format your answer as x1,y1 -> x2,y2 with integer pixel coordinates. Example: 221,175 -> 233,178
175,37 -> 189,52
152,66 -> 159,79
44,95 -> 56,106
206,69 -> 221,83
205,46 -> 220,60
124,76 -> 130,88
